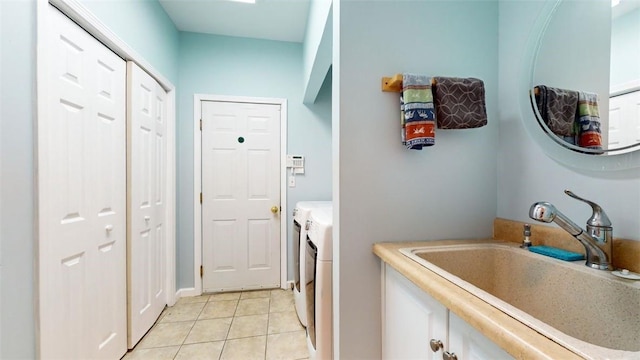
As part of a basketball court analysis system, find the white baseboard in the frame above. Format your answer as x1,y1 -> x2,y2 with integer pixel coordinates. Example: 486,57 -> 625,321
177,282 -> 293,298
175,287 -> 200,300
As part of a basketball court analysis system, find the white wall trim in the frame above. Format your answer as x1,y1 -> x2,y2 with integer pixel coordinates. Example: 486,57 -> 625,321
194,94 -> 289,295
331,0 -> 340,356
194,95 -> 203,295
380,261 -> 386,357
175,287 -> 200,300
0,0 -> 3,350
610,79 -> 640,97
37,0 -> 177,313
165,90 -> 177,306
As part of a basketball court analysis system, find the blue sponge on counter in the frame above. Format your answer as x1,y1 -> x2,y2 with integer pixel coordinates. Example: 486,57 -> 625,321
529,245 -> 585,261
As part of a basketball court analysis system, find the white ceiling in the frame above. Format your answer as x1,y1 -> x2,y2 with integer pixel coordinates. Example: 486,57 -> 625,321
158,0 -> 311,43
612,0 -> 640,19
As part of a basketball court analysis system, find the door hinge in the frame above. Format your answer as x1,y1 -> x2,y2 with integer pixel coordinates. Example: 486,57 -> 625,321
199,119 -> 202,131
200,192 -> 203,204
200,265 -> 203,278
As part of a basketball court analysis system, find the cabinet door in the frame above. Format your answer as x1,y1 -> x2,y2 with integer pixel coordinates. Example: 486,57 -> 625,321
448,312 -> 513,360
383,264 -> 447,360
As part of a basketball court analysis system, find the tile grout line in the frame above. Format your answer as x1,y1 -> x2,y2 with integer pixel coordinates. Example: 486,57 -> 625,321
264,295 -> 272,359
171,298 -> 206,360
217,295 -> 239,360
131,290 -> 305,359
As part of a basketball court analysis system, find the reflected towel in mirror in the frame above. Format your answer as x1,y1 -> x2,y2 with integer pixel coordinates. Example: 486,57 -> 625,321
534,85 -> 578,143
577,91 -> 603,150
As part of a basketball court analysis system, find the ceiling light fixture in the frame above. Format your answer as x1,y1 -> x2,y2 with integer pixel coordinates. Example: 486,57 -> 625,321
228,0 -> 256,4
612,0 -> 621,7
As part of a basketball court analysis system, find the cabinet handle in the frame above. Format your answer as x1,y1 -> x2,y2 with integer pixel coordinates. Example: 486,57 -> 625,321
429,339 -> 443,352
443,351 -> 458,360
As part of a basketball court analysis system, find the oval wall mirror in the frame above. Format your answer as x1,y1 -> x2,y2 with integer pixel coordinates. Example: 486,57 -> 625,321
529,0 -> 640,155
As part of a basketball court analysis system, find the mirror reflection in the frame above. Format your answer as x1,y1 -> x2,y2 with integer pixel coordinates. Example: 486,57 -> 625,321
531,0 -> 640,154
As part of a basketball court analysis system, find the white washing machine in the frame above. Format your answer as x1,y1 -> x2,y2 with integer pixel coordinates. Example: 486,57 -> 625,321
293,201 -> 331,327
305,207 -> 333,360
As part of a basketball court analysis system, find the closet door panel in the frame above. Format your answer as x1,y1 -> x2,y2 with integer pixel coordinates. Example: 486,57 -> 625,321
38,5 -> 127,359
127,61 -> 168,348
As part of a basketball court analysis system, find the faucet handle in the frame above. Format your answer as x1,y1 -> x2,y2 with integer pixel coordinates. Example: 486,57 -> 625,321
564,190 -> 612,227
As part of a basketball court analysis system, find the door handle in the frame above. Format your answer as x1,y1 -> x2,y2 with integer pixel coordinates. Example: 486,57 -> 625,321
443,351 -> 458,360
429,339 -> 443,352
271,206 -> 279,214
144,216 -> 150,222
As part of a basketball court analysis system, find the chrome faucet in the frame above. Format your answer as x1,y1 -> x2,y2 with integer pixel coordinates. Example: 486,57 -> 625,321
529,190 -> 613,270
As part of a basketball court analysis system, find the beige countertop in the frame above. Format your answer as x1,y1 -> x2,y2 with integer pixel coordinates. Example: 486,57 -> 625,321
373,239 -> 583,360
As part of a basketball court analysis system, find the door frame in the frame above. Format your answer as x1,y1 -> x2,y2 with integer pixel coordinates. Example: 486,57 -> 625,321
193,94 -> 288,295
35,0 -> 177,321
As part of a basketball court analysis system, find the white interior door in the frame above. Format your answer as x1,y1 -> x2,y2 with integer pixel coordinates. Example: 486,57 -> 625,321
37,5 -> 127,359
608,91 -> 640,149
127,62 -> 167,348
201,101 -> 281,292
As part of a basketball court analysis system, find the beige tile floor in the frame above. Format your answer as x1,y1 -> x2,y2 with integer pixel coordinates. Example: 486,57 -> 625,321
123,289 -> 309,360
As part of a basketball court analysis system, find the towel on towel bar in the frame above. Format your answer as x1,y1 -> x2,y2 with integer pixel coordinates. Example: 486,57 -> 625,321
401,95 -> 406,145
433,77 -> 487,129
402,73 -> 435,150
534,85 -> 579,139
577,91 -> 602,150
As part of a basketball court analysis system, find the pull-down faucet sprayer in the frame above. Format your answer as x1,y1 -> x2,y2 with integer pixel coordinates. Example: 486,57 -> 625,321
529,190 -> 613,270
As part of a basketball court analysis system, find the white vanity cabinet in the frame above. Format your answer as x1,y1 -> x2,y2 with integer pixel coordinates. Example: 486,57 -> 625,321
383,263 -> 447,359
382,263 -> 513,360
448,312 -> 513,360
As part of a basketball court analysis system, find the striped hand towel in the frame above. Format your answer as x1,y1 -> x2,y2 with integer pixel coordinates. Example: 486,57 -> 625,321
577,91 -> 602,151
402,73 -> 435,150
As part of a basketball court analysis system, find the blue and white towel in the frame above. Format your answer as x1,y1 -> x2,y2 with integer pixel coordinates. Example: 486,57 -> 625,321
577,91 -> 602,151
401,73 -> 435,150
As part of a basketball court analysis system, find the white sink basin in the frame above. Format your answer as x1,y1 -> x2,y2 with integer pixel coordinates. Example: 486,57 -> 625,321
400,242 -> 640,360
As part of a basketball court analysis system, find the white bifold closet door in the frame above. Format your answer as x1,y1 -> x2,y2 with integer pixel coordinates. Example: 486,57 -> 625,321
37,5 -> 127,359
127,61 -> 168,348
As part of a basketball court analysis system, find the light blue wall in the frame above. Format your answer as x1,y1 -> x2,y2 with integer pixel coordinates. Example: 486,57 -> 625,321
11,1 -> 640,359
611,8 -> 640,87
335,1 -> 499,357
497,1 -> 640,239
79,0 -> 179,83
0,1 -> 178,357
302,0 -> 332,103
0,1 -> 36,358
532,1 -> 611,142
176,33 -> 332,289
534,1 -> 610,95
